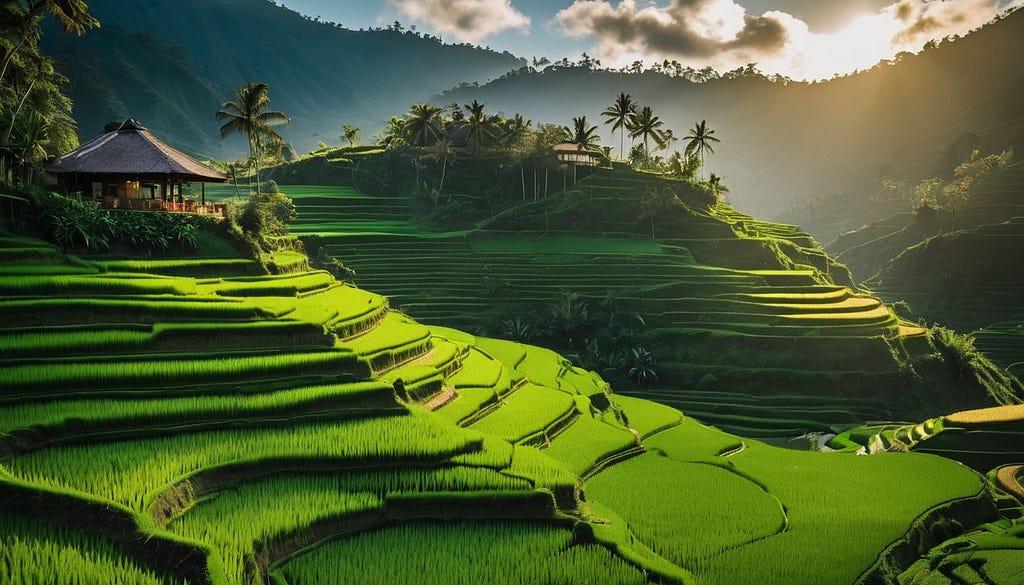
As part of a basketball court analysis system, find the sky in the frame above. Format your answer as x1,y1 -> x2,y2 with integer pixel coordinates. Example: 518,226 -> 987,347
278,0 -> 1021,80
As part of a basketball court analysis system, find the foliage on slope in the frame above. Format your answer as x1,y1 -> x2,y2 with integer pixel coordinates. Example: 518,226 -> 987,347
252,169 -> 1022,436
0,231 -> 1014,584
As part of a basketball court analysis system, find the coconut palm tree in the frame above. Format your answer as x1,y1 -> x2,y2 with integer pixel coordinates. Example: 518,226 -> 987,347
432,139 -> 456,193
341,124 -> 360,147
405,103 -> 443,147
463,100 -> 498,155
708,173 -> 729,200
216,82 -> 290,195
685,119 -> 721,179
658,128 -> 678,153
563,116 -> 601,187
499,114 -> 533,200
0,0 -> 99,89
563,116 -> 600,150
601,92 -> 636,161
377,116 -> 408,148
628,105 -> 665,156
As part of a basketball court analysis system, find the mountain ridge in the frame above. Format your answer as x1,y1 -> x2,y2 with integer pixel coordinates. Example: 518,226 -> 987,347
41,0 -> 524,158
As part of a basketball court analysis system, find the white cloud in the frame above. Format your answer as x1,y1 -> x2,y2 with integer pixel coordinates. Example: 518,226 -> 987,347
554,0 -> 1018,80
386,0 -> 531,43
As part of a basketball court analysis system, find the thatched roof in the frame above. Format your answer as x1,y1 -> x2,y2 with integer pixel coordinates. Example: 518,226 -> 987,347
46,120 -> 227,182
551,142 -> 604,166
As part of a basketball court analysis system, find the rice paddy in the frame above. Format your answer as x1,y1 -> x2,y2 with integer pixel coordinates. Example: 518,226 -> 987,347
1,175 -> 1016,584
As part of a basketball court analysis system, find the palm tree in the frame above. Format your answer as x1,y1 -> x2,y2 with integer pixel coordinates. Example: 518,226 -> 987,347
563,116 -> 600,150
685,119 -> 721,179
499,114 -> 532,201
432,139 -> 456,193
341,124 -> 360,147
405,103 -> 443,147
499,113 -> 531,152
1,0 -> 99,89
563,116 -> 600,187
602,92 -> 636,161
377,116 -> 408,148
225,160 -> 246,198
708,173 -> 730,201
627,346 -> 658,388
658,128 -> 678,153
629,105 -> 665,155
216,82 -> 290,195
464,100 -> 498,155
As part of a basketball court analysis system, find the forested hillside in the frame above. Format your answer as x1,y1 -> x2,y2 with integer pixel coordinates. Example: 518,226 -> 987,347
40,0 -> 523,158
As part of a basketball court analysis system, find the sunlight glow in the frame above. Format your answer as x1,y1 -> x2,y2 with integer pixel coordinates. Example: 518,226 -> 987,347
556,0 -> 1021,80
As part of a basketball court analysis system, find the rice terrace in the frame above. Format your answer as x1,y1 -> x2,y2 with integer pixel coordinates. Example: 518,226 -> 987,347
3,1 -> 1024,584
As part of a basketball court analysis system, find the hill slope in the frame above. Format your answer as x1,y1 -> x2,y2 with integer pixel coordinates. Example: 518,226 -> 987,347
0,229 -> 1018,585
249,156 -> 1022,436
828,161 -> 1024,375
40,0 -> 523,158
437,9 -> 1024,230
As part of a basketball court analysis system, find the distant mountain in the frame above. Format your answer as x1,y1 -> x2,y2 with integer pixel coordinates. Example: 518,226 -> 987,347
40,0 -> 523,159
437,9 -> 1024,231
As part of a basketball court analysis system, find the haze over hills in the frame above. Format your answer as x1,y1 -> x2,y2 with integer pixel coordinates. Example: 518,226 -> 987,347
43,2 -> 1023,235
40,0 -> 523,158
439,7 -> 1024,231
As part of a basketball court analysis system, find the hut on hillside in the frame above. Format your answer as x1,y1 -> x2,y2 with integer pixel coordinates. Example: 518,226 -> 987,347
45,119 -> 229,216
550,142 -> 604,167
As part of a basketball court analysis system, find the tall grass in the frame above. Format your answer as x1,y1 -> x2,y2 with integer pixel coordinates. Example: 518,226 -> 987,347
0,274 -> 196,296
587,452 -> 785,571
4,411 -> 485,510
1,516 -> 179,585
0,381 -> 393,434
1,350 -> 362,395
279,521 -> 649,585
468,384 -> 576,443
612,420 -> 984,585
170,467 -> 532,585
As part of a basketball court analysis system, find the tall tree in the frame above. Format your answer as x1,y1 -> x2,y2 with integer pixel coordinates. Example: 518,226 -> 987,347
685,119 -> 721,179
377,116 -> 407,148
463,99 -> 497,155
628,106 -> 665,156
708,173 -> 729,201
216,82 -> 290,195
601,92 -> 635,161
563,116 -> 600,150
500,113 -> 532,201
341,124 -> 360,147
432,138 -> 456,194
0,0 -> 99,89
658,128 -> 678,153
405,103 -> 443,147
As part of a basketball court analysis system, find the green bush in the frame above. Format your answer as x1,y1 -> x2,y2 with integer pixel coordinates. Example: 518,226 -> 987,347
28,191 -> 216,253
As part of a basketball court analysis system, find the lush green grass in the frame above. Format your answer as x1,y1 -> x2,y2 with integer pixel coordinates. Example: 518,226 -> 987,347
468,383 -> 577,444
0,380 -> 394,435
544,412 -> 637,476
1,516 -> 179,585
664,437 -> 981,584
278,521 -> 651,585
1,349 -> 363,397
170,466 -> 529,585
588,452 -> 786,571
3,411 -> 482,510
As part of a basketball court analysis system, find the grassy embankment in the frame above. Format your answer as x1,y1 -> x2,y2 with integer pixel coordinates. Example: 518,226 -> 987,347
0,230 -> 1010,584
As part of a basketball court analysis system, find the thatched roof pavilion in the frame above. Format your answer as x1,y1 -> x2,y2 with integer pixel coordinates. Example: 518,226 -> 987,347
46,119 -> 228,215
551,142 -> 604,167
